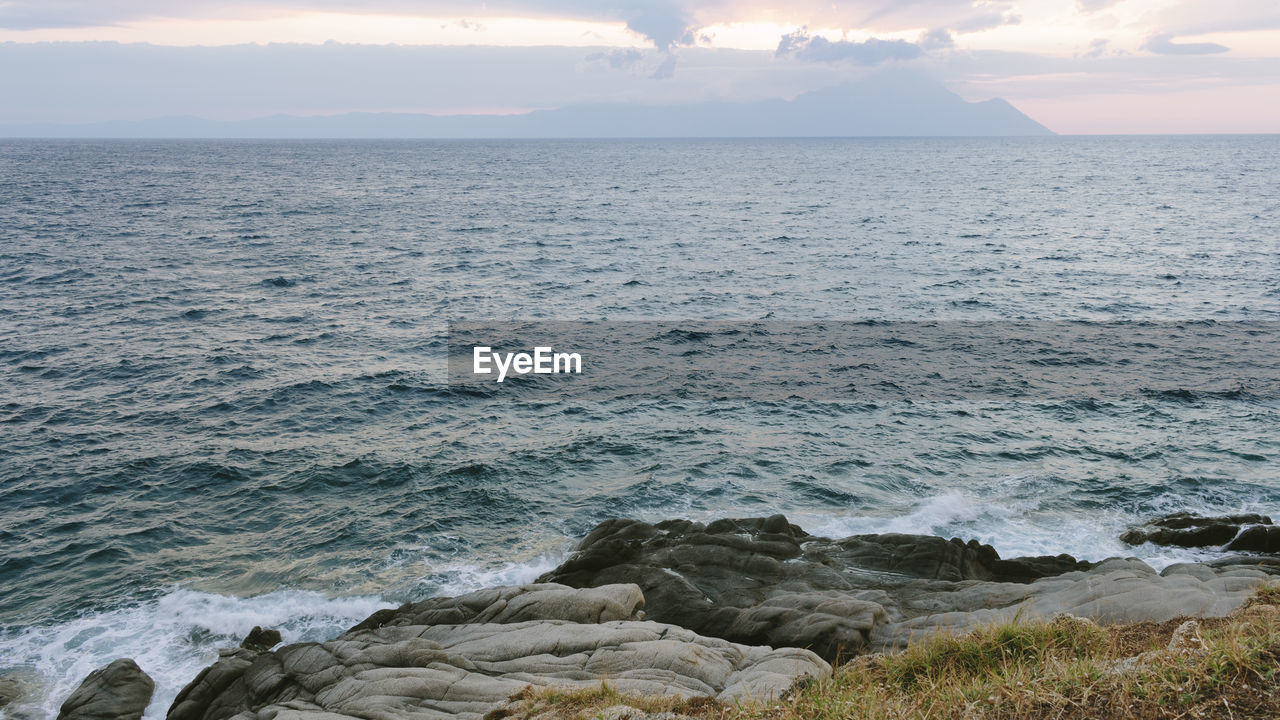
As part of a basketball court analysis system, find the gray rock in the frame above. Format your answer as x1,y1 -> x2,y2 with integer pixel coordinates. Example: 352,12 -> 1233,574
594,706 -> 696,720
599,706 -> 647,720
350,582 -> 645,631
1168,620 -> 1207,653
538,515 -> 1280,658
1120,512 -> 1278,551
164,516 -> 1280,720
0,675 -> 23,709
57,658 -> 154,720
537,515 -> 1090,658
240,627 -> 282,653
166,583 -> 828,720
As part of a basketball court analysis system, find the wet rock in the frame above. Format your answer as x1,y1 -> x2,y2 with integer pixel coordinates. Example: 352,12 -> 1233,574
240,627 -> 282,652
1229,524 -> 1280,553
539,515 -> 1278,659
167,646 -> 276,720
166,583 -> 828,720
163,517 -> 1280,719
1208,555 -> 1280,571
1120,512 -> 1275,550
538,515 -> 1092,658
57,658 -> 154,720
0,675 -> 23,708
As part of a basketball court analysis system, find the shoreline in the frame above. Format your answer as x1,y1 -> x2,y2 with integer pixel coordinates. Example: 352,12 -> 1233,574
20,512 -> 1280,720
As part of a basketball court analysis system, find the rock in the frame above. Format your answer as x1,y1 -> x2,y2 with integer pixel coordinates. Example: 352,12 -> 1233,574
538,515 -> 1279,659
1049,612 -> 1100,635
162,517 -> 1280,719
1208,555 -> 1280,571
599,706 -> 646,720
1120,512 -> 1276,550
537,515 -> 1091,659
350,583 -> 645,632
240,627 -> 282,652
166,583 -> 829,720
1229,524 -> 1280,553
1168,620 -> 1207,653
57,658 -> 154,720
0,675 -> 23,708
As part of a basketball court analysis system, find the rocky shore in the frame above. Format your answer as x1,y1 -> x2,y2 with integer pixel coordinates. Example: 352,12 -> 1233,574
44,513 -> 1280,720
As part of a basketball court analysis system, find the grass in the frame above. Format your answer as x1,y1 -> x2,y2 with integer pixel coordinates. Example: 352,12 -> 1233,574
495,582 -> 1280,720
1252,583 -> 1280,606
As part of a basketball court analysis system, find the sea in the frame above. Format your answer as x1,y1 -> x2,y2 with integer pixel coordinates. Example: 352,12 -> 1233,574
1,136 -> 1279,718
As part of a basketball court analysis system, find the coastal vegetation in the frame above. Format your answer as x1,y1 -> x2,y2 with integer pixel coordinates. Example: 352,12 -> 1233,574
496,583 -> 1280,720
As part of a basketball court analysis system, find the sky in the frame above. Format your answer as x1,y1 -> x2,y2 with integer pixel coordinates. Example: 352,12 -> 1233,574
1,0 -> 1277,134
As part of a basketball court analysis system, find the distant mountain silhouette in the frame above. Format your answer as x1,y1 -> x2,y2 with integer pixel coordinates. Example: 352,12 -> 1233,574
2,73 -> 1052,138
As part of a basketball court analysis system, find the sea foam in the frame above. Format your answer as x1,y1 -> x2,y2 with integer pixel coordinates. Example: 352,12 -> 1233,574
0,588 -> 384,720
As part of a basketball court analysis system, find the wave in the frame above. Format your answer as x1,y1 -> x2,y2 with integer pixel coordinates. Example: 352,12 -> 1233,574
0,588 -> 384,720
788,478 -> 1269,571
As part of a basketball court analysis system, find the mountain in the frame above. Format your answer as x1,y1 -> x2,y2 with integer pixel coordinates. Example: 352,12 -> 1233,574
1,73 -> 1052,138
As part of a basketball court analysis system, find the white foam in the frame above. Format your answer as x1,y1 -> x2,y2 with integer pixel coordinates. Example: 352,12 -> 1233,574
790,478 -> 1250,571
0,545 -> 578,720
802,490 -> 982,538
0,588 -> 384,720
422,551 -> 570,598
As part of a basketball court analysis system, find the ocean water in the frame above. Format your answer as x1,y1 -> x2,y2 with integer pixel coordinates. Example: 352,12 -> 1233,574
2,136 -> 1280,718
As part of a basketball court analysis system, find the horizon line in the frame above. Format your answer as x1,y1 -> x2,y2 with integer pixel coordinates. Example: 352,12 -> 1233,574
2,133 -> 1278,140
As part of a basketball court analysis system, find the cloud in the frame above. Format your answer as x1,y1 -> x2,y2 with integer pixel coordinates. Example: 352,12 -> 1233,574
0,42 -> 869,125
0,1 -> 707,49
583,47 -> 679,79
918,28 -> 954,51
1078,38 -> 1110,58
775,29 -> 922,65
1143,0 -> 1280,36
0,1 -> 1031,48
583,48 -> 646,70
651,53 -> 678,79
617,1 -> 695,50
949,11 -> 1020,34
905,7 -> 1020,54
853,0 -> 1016,28
1142,33 -> 1229,55
1076,0 -> 1123,12
4,35 -> 1280,133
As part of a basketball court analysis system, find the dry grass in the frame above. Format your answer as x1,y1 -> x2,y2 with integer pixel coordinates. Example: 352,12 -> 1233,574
497,582 -> 1280,720
736,582 -> 1280,720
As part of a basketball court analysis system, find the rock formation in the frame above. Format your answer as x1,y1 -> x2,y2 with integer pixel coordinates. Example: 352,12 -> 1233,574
538,515 -> 1280,659
157,514 -> 1280,720
56,658 -> 154,720
1120,512 -> 1280,552
239,627 -> 282,653
165,583 -> 829,720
